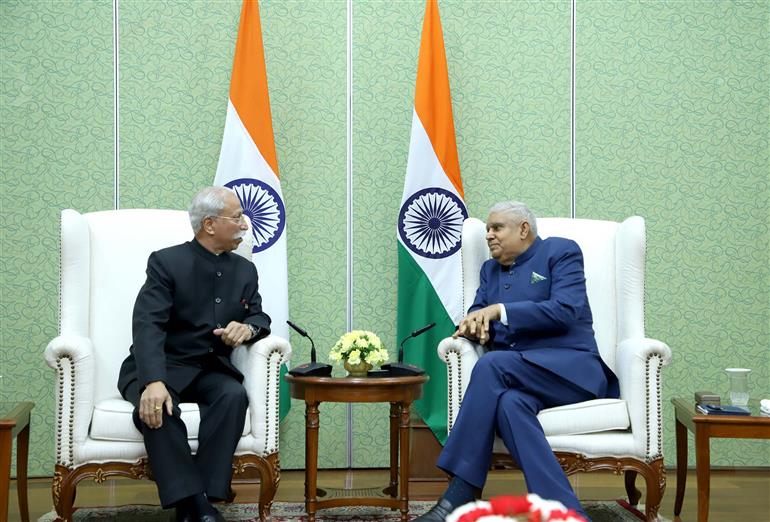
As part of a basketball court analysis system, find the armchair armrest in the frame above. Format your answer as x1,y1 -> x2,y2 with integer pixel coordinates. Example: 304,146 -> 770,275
43,335 -> 96,467
438,336 -> 486,433
231,334 -> 292,455
616,337 -> 672,459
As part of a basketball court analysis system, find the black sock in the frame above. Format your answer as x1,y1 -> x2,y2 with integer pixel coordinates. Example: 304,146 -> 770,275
174,495 -> 194,514
191,493 -> 216,516
441,476 -> 479,508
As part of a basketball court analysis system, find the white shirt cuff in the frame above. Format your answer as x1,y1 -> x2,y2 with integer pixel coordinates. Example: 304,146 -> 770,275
498,304 -> 508,325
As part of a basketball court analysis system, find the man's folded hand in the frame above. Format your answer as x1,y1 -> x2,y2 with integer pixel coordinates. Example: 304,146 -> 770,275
453,305 -> 501,345
214,321 -> 253,346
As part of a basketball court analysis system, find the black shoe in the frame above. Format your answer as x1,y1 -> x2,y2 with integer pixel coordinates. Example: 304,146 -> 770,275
198,510 -> 226,522
173,506 -> 194,522
413,498 -> 455,521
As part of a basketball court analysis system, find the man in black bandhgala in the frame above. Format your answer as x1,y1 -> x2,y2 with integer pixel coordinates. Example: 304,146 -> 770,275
118,186 -> 271,522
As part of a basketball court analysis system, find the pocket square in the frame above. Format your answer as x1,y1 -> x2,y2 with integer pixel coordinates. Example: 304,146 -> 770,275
530,272 -> 547,284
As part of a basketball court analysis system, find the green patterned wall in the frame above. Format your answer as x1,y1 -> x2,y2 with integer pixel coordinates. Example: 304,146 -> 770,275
0,0 -> 115,475
119,0 -> 237,207
0,0 -> 767,479
576,0 -> 769,467
259,0 -> 348,470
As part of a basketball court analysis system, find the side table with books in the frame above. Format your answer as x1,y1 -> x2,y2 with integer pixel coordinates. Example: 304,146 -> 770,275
671,397 -> 770,522
1,401 -> 34,522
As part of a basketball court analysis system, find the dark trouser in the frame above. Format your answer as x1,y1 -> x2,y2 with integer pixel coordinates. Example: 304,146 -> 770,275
123,371 -> 248,508
436,351 -> 597,514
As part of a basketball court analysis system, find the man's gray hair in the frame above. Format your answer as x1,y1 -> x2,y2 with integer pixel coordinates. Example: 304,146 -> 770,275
188,186 -> 235,233
489,201 -> 538,236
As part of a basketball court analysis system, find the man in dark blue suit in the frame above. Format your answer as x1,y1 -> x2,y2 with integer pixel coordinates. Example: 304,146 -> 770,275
416,202 -> 619,521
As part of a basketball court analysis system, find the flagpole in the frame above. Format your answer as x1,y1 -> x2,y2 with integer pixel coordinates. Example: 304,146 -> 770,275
571,0 -> 576,219
113,0 -> 120,210
345,0 -> 354,471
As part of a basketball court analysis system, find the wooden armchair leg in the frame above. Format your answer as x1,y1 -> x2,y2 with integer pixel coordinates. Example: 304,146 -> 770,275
255,453 -> 279,522
624,470 -> 642,506
641,458 -> 666,522
52,466 -> 77,522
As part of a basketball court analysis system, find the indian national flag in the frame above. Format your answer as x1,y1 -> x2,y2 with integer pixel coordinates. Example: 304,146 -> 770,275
397,0 -> 467,444
215,0 -> 289,419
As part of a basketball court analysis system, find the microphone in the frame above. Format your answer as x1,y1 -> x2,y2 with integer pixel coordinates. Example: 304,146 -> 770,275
379,322 -> 435,377
287,320 -> 308,338
287,320 -> 332,377
406,323 -> 436,349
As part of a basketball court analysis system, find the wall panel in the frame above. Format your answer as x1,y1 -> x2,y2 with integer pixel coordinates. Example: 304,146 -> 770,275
0,0 -> 115,475
351,0 -> 423,468
119,0 -> 240,208
260,0 -> 348,470
576,0 -> 769,466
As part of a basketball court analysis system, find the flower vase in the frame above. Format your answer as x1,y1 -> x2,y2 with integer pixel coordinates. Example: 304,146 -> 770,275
344,359 -> 372,377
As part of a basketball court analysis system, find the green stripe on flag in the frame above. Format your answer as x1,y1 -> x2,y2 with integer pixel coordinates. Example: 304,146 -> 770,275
397,243 -> 456,445
279,364 -> 290,421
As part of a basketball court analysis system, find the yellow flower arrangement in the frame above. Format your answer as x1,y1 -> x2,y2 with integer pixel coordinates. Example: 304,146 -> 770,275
329,330 -> 389,367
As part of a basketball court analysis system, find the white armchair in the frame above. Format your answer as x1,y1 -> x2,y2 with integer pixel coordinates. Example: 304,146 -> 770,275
44,209 -> 291,522
439,216 -> 671,521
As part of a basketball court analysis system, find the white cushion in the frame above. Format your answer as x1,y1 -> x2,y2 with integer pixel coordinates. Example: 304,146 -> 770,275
90,398 -> 250,442
538,398 -> 629,436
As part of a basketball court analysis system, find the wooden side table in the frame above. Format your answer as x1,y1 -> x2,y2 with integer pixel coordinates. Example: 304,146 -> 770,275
1,401 -> 34,522
285,374 -> 428,522
671,397 -> 770,522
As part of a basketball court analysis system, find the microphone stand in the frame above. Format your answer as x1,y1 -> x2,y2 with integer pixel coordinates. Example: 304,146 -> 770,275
287,320 -> 332,377
378,323 -> 435,377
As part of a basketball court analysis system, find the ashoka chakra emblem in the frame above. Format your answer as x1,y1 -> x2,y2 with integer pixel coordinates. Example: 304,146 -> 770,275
225,178 -> 285,253
398,187 -> 467,259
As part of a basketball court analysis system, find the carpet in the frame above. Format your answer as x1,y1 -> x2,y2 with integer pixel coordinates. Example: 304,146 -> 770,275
39,500 -> 669,521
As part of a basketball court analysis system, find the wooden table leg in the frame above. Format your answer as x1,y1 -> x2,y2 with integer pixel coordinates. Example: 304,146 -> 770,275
17,423 -> 30,522
674,416 -> 687,516
694,425 -> 711,522
399,402 -> 411,522
388,402 -> 399,497
0,428 -> 11,522
305,401 -> 320,522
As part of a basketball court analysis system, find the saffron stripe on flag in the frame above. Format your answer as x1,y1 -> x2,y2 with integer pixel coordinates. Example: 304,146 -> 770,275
229,0 -> 279,176
414,0 -> 463,199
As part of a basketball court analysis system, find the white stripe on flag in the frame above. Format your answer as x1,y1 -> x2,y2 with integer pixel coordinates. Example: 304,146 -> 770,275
398,110 -> 465,324
215,100 -> 289,341
215,101 -> 283,197
400,110 -> 460,201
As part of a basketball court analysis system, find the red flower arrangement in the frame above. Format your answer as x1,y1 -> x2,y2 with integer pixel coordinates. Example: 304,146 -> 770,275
445,494 -> 587,522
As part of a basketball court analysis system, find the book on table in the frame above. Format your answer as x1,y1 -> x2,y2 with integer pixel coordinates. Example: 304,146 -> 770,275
696,404 -> 750,416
